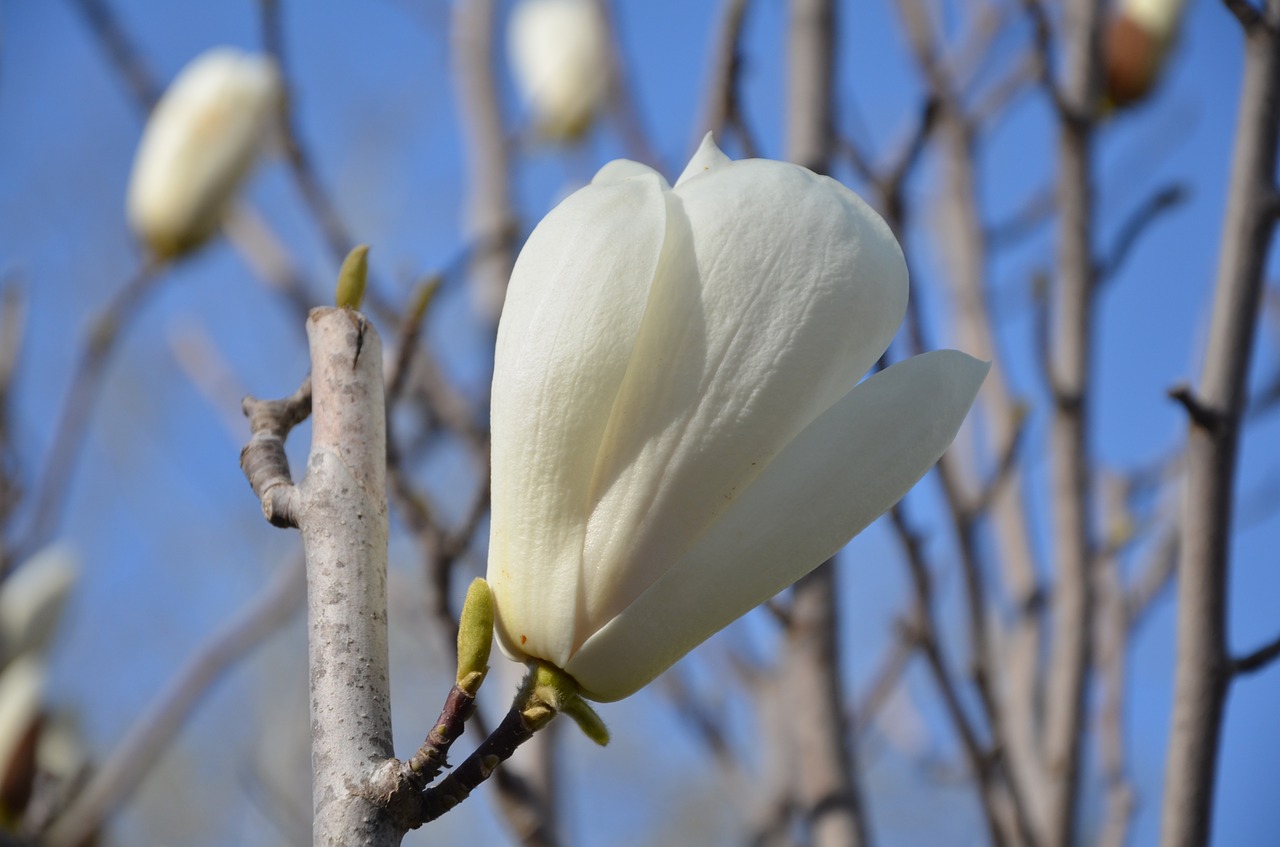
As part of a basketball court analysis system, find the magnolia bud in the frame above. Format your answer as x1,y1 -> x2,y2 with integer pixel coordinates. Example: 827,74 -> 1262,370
126,48 -> 281,258
1105,0 -> 1188,107
508,0 -> 609,141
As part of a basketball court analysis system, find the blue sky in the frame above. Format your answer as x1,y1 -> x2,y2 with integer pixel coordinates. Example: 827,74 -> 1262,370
1,0 -> 1278,845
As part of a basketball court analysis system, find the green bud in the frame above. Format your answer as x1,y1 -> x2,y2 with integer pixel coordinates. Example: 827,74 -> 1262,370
456,578 -> 494,696
335,244 -> 370,310
514,661 -> 608,743
560,696 -> 610,746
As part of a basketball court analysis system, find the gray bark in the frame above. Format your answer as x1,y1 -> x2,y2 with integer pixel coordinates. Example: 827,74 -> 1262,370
1160,5 -> 1280,846
298,309 -> 398,847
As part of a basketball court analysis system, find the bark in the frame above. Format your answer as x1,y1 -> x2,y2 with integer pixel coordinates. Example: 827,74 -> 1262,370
280,309 -> 398,846
783,2 -> 870,846
1160,5 -> 1280,846
1043,3 -> 1102,846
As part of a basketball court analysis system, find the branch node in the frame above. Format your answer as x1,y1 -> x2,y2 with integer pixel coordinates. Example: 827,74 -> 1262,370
1167,383 -> 1227,433
239,377 -> 313,529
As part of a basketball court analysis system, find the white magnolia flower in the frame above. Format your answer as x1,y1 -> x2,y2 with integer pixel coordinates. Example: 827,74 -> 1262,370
126,48 -> 280,257
1105,0 -> 1188,106
508,0 -> 609,141
487,135 -> 988,702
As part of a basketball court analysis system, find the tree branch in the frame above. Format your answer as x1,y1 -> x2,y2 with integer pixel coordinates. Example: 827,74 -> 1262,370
42,553 -> 306,847
783,3 -> 871,845
1162,4 -> 1280,841
1042,3 -> 1103,845
241,308 -> 396,845
13,259 -> 164,568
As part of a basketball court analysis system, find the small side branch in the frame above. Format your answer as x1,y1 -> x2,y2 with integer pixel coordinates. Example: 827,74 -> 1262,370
415,706 -> 539,825
1231,632 -> 1280,676
240,378 -> 311,528
404,684 -> 477,788
42,554 -> 306,847
1097,185 -> 1189,284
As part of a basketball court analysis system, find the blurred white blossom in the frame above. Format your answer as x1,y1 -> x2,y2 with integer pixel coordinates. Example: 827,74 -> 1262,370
1105,0 -> 1188,106
508,0 -> 609,141
126,48 -> 280,257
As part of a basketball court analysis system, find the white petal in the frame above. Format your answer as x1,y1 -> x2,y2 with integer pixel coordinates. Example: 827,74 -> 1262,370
565,350 -> 989,700
593,158 -> 669,189
575,157 -> 907,643
487,172 -> 669,668
674,133 -> 733,188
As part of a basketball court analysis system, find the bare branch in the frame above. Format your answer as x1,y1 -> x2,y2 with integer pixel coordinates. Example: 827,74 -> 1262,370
13,259 -> 164,567
43,553 -> 306,847
1223,0 -> 1265,30
1040,0 -> 1106,842
1161,3 -> 1280,843
240,378 -> 312,529
694,0 -> 754,155
783,3 -> 872,845
1231,632 -> 1280,675
451,0 -> 518,323
1096,184 -> 1190,284
67,0 -> 162,109
887,506 -> 1015,847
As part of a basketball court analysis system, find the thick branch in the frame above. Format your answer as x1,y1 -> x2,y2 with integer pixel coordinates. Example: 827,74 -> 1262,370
1161,4 -> 1280,843
253,308 -> 397,846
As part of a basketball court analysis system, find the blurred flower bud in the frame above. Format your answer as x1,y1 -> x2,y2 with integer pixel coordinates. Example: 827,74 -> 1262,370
0,656 -> 43,816
0,544 -> 77,663
126,48 -> 281,258
1105,0 -> 1188,107
508,0 -> 609,141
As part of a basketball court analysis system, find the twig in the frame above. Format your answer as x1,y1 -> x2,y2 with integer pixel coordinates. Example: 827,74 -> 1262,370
414,705 -> 538,825
0,280 -> 28,550
451,0 -> 518,324
1224,0 -> 1265,30
888,506 -> 1014,847
852,637 -> 913,738
240,379 -> 312,528
404,684 -> 479,787
1095,481 -> 1137,847
42,552 -> 306,847
12,258 -> 164,568
1231,632 -> 1280,675
1041,4 -> 1104,846
68,0 -> 162,108
1096,184 -> 1189,284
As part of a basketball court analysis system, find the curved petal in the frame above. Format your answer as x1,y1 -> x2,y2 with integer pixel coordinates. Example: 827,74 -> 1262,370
576,157 -> 908,641
565,350 -> 989,701
674,132 -> 732,188
593,158 -> 669,189
488,172 -> 669,667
